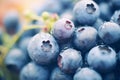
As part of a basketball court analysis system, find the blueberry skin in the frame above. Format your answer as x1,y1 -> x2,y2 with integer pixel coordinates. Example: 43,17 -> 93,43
20,62 -> 49,80
3,10 -> 20,35
73,0 -> 100,25
4,48 -> 30,73
93,18 -> 103,30
58,48 -> 82,74
50,67 -> 72,80
28,32 -> 59,65
74,67 -> 102,80
52,18 -> 75,43
87,45 -> 117,73
111,10 -> 120,25
73,27 -> 98,53
98,22 -> 120,44
99,2 -> 112,21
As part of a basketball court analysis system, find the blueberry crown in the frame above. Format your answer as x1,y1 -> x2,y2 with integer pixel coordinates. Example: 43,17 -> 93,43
41,40 -> 52,52
86,3 -> 96,14
64,20 -> 73,30
98,45 -> 111,53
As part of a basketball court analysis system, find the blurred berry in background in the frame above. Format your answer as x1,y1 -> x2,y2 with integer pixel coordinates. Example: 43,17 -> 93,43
3,10 -> 21,35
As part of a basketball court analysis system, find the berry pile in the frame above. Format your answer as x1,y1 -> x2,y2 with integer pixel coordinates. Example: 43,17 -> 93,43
0,0 -> 120,80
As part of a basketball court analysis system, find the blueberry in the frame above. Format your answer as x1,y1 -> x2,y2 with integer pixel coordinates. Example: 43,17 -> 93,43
52,18 -> 75,43
28,32 -> 59,65
73,27 -> 98,53
111,10 -> 120,25
73,67 -> 102,80
4,48 -> 30,73
57,48 -> 82,74
20,62 -> 49,80
50,67 -> 72,80
98,22 -> 120,44
87,45 -> 117,73
99,2 -> 112,21
73,0 -> 100,25
3,10 -> 20,35
93,18 -> 103,30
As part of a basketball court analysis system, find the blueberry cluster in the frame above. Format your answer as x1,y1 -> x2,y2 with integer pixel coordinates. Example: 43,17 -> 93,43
3,0 -> 120,80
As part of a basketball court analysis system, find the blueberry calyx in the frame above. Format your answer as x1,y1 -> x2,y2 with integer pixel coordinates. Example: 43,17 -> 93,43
64,20 -> 72,30
78,28 -> 85,32
117,14 -> 120,25
58,55 -> 63,68
41,40 -> 52,52
86,3 -> 96,14
98,45 -> 111,53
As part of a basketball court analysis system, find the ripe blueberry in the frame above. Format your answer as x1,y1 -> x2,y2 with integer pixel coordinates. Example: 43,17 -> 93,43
73,27 -> 98,53
58,48 -> 82,74
73,0 -> 100,25
28,32 -> 59,65
87,45 -> 117,73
